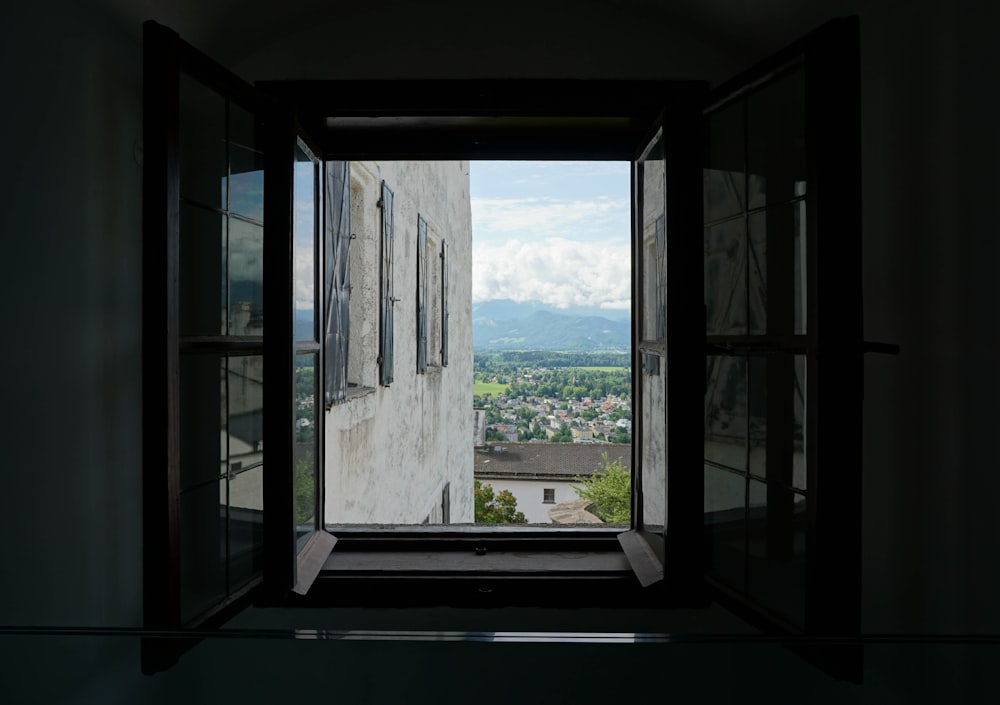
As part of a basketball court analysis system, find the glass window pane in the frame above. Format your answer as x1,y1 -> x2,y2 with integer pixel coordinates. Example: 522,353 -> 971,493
705,218 -> 747,335
178,355 -> 226,493
179,74 -> 226,210
704,102 -> 745,223
228,355 -> 264,461
747,480 -> 806,627
229,218 -> 264,336
705,355 -> 747,471
228,463 -> 264,591
746,355 -> 806,488
179,479 -> 226,624
747,356 -> 767,478
229,103 -> 258,156
229,145 -> 264,223
747,68 -> 806,210
704,465 -> 746,593
748,203 -> 806,336
294,145 -> 317,341
641,353 -> 665,533
748,211 -> 767,335
178,203 -> 226,337
639,136 -> 665,366
792,355 -> 806,490
794,201 -> 807,335
295,354 -> 319,540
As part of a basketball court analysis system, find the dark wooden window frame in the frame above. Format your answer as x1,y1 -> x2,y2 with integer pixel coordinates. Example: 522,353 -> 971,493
144,17 -> 863,682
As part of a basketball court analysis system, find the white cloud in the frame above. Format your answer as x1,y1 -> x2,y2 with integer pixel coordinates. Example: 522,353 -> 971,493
473,237 -> 630,311
472,196 -> 628,242
293,247 -> 314,312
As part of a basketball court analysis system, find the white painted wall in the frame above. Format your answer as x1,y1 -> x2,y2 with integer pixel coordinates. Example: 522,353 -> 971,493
324,160 -> 473,524
483,478 -> 584,524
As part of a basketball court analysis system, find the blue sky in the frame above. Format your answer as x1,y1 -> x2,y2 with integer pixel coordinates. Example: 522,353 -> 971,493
471,161 -> 631,312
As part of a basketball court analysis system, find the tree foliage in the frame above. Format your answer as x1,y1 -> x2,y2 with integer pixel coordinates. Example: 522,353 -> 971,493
474,480 -> 527,524
574,453 -> 631,523
295,455 -> 315,525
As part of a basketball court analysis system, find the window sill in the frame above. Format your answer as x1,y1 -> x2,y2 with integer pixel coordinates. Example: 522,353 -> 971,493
275,528 -> 688,609
326,385 -> 376,410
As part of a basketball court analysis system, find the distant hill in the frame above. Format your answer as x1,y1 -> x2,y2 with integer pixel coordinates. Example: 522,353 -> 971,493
474,308 -> 630,352
472,298 -> 630,323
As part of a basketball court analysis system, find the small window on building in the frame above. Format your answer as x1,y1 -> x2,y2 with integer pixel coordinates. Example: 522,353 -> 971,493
417,214 -> 444,373
379,180 -> 395,386
543,488 -> 556,504
346,163 -> 379,390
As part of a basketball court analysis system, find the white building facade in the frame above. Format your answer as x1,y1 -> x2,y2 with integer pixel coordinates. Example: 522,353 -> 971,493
324,160 -> 474,525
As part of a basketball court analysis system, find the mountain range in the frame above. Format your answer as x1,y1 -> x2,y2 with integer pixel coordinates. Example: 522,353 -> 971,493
473,300 -> 630,352
290,298 -> 632,351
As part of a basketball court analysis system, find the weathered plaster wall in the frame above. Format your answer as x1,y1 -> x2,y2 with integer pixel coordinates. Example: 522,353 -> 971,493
324,160 -> 474,524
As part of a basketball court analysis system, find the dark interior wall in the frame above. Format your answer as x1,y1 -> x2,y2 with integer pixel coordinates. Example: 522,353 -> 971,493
0,0 -> 997,701
859,0 -> 1000,637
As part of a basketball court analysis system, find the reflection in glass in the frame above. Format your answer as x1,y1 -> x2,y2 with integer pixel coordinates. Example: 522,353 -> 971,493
704,465 -> 746,593
705,355 -> 747,471
178,203 -> 226,337
794,201 -> 806,335
747,356 -> 767,478
792,356 -> 806,490
228,355 -> 264,461
704,219 -> 747,335
178,355 -> 226,493
704,102 -> 745,223
747,479 -> 806,627
179,74 -> 226,210
229,463 -> 264,590
748,212 -> 767,335
639,135 -> 665,374
295,355 -> 318,540
745,355 -> 805,488
748,204 -> 806,337
641,352 -> 666,533
229,145 -> 264,222
228,219 -> 264,336
747,68 -> 806,210
179,479 -> 227,624
229,103 -> 258,155
294,144 -> 317,339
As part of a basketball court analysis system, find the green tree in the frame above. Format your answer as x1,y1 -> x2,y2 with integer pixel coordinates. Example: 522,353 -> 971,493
294,454 -> 316,524
474,480 -> 527,523
550,425 -> 573,443
574,453 -> 630,523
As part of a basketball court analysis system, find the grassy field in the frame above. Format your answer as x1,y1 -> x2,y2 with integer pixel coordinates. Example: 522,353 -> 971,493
474,381 -> 510,396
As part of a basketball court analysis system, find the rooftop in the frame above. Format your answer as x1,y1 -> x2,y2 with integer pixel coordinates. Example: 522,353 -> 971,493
474,442 -> 632,481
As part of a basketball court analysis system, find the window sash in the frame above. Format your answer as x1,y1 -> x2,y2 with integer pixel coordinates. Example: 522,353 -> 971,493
325,161 -> 352,405
416,214 -> 428,373
379,181 -> 395,386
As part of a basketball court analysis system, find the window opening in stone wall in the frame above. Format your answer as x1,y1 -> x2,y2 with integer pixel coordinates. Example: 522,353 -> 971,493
321,160 -> 633,529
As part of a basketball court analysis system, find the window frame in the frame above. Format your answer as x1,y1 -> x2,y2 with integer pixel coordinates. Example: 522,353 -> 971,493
261,77 -> 709,608
263,19 -> 863,680
146,18 -> 863,682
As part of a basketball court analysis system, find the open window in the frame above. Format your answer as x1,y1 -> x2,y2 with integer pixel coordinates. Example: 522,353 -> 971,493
144,18 -> 862,682
141,21 -> 332,673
